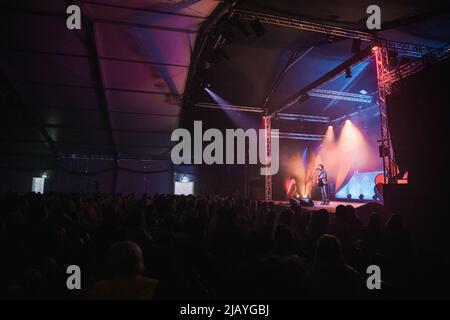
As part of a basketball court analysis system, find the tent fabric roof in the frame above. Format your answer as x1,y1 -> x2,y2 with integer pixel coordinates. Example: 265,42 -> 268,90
1,0 -> 449,160
1,0 -> 218,160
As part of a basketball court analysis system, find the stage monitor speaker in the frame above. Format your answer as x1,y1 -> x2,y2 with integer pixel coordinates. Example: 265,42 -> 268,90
301,198 -> 314,207
290,197 -> 314,207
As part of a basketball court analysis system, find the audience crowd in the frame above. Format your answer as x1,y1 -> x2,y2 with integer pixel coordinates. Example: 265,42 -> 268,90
0,192 -> 416,299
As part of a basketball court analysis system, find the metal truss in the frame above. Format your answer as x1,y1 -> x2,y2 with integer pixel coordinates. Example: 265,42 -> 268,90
236,9 -> 374,40
383,43 -> 450,85
308,89 -> 373,103
195,102 -> 331,123
276,113 -> 330,123
194,102 -> 264,113
373,44 -> 450,183
373,47 -> 396,184
263,116 -> 272,201
272,132 -> 324,141
235,9 -> 434,58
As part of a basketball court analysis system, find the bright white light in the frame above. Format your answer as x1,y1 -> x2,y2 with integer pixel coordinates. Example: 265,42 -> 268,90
41,173 -> 48,179
360,90 -> 367,95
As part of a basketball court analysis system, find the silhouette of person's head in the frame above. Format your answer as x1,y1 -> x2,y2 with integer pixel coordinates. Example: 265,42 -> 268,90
279,208 -> 294,226
367,212 -> 381,230
310,209 -> 329,235
345,205 -> 357,221
314,234 -> 346,270
274,226 -> 294,254
335,205 -> 346,220
107,241 -> 145,276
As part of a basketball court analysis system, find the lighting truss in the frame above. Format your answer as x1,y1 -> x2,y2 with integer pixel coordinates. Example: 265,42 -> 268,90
276,113 -> 330,123
235,9 -> 434,58
195,102 -> 331,123
383,44 -> 450,85
194,102 -> 264,113
272,132 -> 325,141
373,47 -> 396,184
263,116 -> 272,201
373,43 -> 450,183
308,89 -> 373,103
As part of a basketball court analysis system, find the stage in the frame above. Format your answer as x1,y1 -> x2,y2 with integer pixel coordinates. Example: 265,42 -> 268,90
274,200 -> 366,213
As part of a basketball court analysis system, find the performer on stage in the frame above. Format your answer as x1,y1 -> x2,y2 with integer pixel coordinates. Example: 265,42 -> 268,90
316,164 -> 329,205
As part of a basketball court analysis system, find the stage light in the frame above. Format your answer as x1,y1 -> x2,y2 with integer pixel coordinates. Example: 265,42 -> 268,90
250,19 -> 267,37
202,82 -> 212,90
345,119 -> 351,124
359,90 -> 367,95
371,45 -> 379,51
324,125 -> 335,143
42,173 -> 48,179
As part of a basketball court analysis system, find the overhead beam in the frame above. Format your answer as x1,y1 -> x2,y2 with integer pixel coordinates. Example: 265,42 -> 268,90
276,113 -> 330,123
308,89 -> 373,103
1,6 -> 198,34
80,0 -> 207,19
0,68 -> 60,158
271,45 -> 374,116
272,132 -> 324,141
37,105 -> 180,117
67,0 -> 118,161
263,47 -> 315,107
235,9 -> 434,57
8,123 -> 173,135
182,1 -> 238,109
12,80 -> 183,97
59,155 -> 171,162
383,43 -> 450,85
194,102 -> 331,123
0,138 -> 174,149
195,101 -> 264,113
0,47 -> 190,68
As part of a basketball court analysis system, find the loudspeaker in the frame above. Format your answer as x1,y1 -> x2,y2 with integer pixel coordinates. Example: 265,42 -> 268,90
290,197 -> 314,208
300,197 -> 314,207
